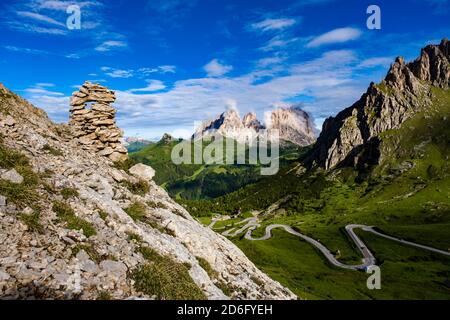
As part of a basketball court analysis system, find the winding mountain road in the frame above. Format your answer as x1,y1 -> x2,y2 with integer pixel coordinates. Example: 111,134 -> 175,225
217,218 -> 450,271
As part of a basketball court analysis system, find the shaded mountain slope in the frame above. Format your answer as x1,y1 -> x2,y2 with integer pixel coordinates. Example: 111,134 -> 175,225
0,83 -> 295,300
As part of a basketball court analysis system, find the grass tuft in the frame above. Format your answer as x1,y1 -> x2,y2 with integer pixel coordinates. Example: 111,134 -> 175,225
42,144 -> 63,156
124,201 -> 147,222
20,210 -> 43,233
61,187 -> 79,200
132,247 -> 206,300
122,179 -> 150,196
52,201 -> 96,237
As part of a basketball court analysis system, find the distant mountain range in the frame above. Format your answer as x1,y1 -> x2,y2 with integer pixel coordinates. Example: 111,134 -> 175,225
123,137 -> 154,153
193,105 -> 317,147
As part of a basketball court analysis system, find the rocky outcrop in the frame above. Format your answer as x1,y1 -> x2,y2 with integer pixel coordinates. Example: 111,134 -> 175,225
194,106 -> 316,146
307,39 -> 450,170
269,105 -> 317,147
242,112 -> 265,131
160,133 -> 175,144
69,82 -> 128,163
0,84 -> 295,300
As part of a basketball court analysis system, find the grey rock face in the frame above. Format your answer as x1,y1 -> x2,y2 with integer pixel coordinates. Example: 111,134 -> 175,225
307,39 -> 450,170
1,169 -> 24,184
0,195 -> 6,207
0,269 -> 10,281
269,105 -> 317,146
243,112 -> 265,131
129,163 -> 155,181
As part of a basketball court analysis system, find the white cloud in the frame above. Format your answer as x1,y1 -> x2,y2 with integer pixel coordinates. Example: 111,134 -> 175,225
24,88 -> 64,96
5,0 -> 127,59
257,56 -> 286,67
23,49 -> 385,140
306,27 -> 362,48
95,40 -> 128,52
21,83 -> 70,122
34,0 -> 102,11
35,82 -> 55,87
17,11 -> 65,26
105,49 -> 373,138
128,80 -> 166,92
158,65 -> 177,73
251,18 -> 297,32
105,69 -> 134,78
6,22 -> 67,35
204,59 -> 233,77
100,65 -> 177,79
138,65 -> 177,75
260,35 -> 299,51
3,45 -> 50,55
358,57 -> 393,68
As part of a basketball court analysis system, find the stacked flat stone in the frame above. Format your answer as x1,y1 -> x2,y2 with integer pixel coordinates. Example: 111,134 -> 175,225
69,81 -> 128,162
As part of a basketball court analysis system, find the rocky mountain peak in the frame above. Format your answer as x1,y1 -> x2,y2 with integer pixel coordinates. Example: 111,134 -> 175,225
194,106 -> 317,146
409,38 -> 450,88
220,108 -> 245,130
243,112 -> 265,131
161,133 -> 175,144
0,83 -> 6,94
306,39 -> 450,170
269,106 -> 317,146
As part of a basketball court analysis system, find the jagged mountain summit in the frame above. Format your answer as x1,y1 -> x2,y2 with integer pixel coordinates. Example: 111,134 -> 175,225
0,83 -> 295,300
307,38 -> 450,170
193,106 -> 317,146
242,112 -> 265,131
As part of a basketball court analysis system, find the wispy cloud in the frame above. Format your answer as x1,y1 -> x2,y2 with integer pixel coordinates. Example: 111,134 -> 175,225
4,0 -> 103,35
27,46 -> 390,139
21,83 -> 70,122
128,80 -> 166,93
3,45 -> 50,55
104,68 -> 134,78
95,40 -> 128,52
250,18 -> 297,32
3,0 -> 127,57
17,10 -> 66,27
100,65 -> 177,79
105,49 -> 376,138
306,27 -> 362,48
138,65 -> 177,75
358,57 -> 393,68
256,56 -> 286,68
204,59 -> 233,77
260,35 -> 300,51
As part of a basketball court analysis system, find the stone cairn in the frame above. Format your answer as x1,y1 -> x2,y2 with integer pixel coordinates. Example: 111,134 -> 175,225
69,81 -> 128,162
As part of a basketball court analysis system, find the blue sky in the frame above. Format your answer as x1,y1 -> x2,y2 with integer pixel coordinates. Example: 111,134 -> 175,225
1,0 -> 449,139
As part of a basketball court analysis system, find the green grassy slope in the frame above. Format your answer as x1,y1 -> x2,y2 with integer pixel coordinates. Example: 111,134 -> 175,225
131,138 -> 308,200
184,87 -> 450,299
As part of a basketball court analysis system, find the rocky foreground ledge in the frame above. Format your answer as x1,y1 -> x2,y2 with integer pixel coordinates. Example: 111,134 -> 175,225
0,83 -> 295,300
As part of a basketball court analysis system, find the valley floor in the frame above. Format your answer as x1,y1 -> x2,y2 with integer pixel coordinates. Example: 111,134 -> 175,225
200,214 -> 450,300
